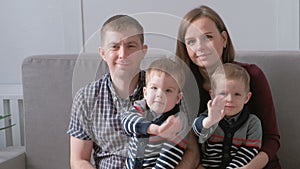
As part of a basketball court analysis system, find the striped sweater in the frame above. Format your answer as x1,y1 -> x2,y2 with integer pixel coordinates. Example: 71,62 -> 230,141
193,107 -> 262,169
121,99 -> 188,169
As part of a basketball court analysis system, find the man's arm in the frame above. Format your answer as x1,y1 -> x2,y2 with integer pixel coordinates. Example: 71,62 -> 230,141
70,136 -> 95,169
175,131 -> 200,169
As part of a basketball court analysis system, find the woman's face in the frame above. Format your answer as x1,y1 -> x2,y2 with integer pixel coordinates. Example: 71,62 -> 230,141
184,17 -> 227,70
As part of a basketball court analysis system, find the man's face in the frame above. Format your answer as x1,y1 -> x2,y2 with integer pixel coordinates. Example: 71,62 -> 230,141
99,28 -> 147,79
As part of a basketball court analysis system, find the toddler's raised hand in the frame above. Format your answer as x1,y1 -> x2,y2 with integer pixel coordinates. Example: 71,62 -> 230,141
203,95 -> 225,128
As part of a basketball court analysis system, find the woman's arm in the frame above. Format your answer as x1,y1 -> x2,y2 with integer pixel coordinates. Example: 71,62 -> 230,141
175,131 -> 200,169
237,151 -> 269,169
237,62 -> 280,168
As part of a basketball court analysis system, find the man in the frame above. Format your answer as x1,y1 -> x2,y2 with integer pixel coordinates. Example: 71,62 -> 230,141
67,14 -> 199,169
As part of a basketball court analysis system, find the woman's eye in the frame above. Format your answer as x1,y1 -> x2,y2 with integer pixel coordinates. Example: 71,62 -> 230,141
200,36 -> 210,42
186,39 -> 196,46
205,35 -> 213,39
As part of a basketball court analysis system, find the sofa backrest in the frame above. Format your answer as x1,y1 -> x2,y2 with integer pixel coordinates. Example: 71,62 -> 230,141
22,51 -> 300,169
22,53 -> 108,169
236,51 -> 300,169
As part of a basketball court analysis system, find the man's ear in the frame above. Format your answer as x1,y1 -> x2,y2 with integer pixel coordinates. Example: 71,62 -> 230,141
141,44 -> 148,59
98,47 -> 106,61
244,92 -> 252,104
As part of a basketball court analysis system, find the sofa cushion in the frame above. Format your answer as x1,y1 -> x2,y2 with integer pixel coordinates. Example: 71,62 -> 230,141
22,53 -> 108,169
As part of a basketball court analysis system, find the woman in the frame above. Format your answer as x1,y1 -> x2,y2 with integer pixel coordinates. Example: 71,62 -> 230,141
176,5 -> 281,169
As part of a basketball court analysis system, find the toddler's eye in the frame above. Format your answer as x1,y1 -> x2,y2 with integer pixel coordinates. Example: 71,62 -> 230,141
150,86 -> 157,90
235,93 -> 242,96
166,89 -> 173,93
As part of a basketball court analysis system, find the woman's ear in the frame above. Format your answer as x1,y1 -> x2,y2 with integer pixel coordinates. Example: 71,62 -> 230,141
221,31 -> 228,48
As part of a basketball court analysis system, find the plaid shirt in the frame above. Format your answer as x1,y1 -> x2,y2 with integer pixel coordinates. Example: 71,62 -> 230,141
67,71 -> 145,169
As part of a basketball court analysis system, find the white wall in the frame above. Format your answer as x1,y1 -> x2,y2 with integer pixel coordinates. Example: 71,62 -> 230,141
0,0 -> 82,84
83,0 -> 299,52
0,0 -> 299,85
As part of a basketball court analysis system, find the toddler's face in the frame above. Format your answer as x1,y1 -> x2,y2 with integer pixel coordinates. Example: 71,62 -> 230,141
144,72 -> 182,114
212,78 -> 251,118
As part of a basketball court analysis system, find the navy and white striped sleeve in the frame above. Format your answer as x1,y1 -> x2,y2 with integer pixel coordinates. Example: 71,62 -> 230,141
121,103 -> 152,136
192,113 -> 218,143
154,135 -> 187,168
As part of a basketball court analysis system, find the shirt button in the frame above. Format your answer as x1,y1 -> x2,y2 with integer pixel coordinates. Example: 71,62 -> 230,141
140,142 -> 144,145
227,133 -> 232,138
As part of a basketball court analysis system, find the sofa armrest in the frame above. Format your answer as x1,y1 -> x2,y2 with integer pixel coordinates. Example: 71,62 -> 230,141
0,146 -> 25,169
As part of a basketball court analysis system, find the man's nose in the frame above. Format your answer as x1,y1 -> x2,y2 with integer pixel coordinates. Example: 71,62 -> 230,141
118,46 -> 127,59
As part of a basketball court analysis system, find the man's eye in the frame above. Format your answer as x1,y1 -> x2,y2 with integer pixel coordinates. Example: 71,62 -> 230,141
128,44 -> 137,48
109,45 -> 119,50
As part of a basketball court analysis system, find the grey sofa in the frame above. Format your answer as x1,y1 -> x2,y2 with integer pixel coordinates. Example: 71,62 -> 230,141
0,51 -> 299,169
